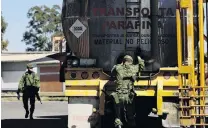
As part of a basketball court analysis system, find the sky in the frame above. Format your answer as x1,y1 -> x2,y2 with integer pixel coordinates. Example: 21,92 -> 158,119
1,1 -> 207,53
2,0 -> 62,52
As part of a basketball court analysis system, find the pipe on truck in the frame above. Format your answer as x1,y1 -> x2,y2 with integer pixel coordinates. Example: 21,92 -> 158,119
150,0 -> 159,67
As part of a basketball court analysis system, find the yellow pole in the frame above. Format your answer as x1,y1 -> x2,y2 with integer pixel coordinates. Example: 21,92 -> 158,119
176,3 -> 183,123
186,0 -> 194,68
185,0 -> 195,90
186,0 -> 195,81
186,0 -> 195,126
198,0 -> 205,125
176,1 -> 182,68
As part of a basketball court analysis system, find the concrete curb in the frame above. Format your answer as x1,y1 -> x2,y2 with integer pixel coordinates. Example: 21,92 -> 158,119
1,96 -> 68,102
1,92 -> 65,97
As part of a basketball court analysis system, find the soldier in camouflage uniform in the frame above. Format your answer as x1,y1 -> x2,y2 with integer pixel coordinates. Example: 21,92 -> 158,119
111,55 -> 145,128
17,64 -> 40,119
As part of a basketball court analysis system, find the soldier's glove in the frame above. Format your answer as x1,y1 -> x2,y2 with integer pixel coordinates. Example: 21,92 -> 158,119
137,56 -> 144,63
137,56 -> 142,61
35,87 -> 39,93
17,94 -> 20,100
17,89 -> 20,100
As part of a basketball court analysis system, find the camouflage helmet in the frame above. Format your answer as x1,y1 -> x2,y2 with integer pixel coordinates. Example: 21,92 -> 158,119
27,64 -> 33,69
123,55 -> 133,62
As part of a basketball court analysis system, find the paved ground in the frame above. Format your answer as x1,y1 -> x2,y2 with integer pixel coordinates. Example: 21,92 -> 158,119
2,101 -> 68,128
2,101 -> 208,128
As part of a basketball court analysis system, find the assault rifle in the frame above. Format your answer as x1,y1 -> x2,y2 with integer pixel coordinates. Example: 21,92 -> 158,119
36,92 -> 42,104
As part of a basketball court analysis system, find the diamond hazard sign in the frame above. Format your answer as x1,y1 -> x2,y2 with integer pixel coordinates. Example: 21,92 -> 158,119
69,19 -> 87,38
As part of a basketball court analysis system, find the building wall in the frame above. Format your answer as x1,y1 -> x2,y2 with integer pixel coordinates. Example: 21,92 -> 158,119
37,63 -> 63,92
1,61 -> 63,92
1,62 -> 36,91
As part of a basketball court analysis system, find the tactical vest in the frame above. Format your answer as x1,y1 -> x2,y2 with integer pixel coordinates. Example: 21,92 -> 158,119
115,64 -> 138,92
24,72 -> 36,87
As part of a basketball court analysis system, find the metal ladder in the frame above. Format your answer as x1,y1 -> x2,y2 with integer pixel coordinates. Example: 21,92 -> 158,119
178,76 -> 207,127
176,0 -> 207,127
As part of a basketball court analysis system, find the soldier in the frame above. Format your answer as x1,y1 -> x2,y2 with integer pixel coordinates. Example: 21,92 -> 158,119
17,64 -> 40,119
111,55 -> 145,128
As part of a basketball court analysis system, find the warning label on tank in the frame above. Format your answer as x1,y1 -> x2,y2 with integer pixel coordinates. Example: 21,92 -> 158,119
92,33 -> 175,45
92,7 -> 175,31
89,6 -> 177,49
69,19 -> 87,38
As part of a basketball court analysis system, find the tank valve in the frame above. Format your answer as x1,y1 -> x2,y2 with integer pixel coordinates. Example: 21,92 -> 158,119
152,108 -> 157,114
93,108 -> 97,113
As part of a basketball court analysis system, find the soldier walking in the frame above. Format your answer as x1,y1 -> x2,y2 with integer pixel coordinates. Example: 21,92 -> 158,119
17,64 -> 40,119
111,55 -> 145,128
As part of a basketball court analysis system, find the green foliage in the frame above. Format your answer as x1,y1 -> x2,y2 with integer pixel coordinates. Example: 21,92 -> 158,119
22,5 -> 63,51
1,15 -> 7,34
2,40 -> 9,51
1,13 -> 9,51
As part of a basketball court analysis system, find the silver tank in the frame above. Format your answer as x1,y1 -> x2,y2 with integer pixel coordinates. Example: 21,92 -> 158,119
61,0 -> 177,71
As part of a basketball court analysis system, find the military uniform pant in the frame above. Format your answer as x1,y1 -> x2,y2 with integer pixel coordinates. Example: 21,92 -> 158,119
23,92 -> 36,116
111,92 -> 136,128
124,101 -> 136,128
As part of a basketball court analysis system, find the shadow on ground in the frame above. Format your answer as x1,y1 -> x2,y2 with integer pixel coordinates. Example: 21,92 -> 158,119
1,115 -> 68,128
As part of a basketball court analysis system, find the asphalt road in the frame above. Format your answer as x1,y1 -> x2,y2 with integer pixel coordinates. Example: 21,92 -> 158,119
2,101 -> 68,128
2,101 -> 208,128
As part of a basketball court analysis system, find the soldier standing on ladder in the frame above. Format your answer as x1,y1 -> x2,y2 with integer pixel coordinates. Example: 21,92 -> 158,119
111,55 -> 145,128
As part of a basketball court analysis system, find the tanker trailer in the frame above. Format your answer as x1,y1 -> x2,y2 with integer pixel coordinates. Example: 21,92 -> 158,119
59,0 -> 180,127
47,0 -> 206,127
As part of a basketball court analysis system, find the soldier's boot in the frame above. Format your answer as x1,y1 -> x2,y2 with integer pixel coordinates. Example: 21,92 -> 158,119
115,118 -> 123,127
30,114 -> 33,120
24,105 -> 29,118
25,110 -> 29,118
30,111 -> 34,119
114,104 -> 123,127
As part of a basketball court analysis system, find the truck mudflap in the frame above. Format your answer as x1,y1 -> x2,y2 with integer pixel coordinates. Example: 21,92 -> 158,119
162,102 -> 180,128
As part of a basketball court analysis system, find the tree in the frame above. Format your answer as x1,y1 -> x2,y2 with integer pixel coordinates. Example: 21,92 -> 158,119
1,13 -> 9,51
22,5 -> 63,51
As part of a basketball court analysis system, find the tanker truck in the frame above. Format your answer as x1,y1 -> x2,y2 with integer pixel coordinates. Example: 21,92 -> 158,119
48,0 -> 208,127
